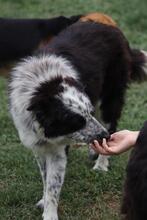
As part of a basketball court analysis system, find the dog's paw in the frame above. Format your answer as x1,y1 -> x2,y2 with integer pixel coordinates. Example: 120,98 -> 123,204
93,155 -> 109,171
36,198 -> 44,209
93,163 -> 108,171
43,212 -> 58,220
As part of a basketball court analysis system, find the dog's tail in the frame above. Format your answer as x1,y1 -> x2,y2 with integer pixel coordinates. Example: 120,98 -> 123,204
130,49 -> 147,82
121,121 -> 147,220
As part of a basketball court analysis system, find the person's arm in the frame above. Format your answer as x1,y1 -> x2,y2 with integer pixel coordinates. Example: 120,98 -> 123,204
90,130 -> 139,155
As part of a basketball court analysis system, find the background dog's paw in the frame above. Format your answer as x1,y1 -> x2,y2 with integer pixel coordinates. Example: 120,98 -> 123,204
36,198 -> 44,209
43,213 -> 58,220
93,163 -> 108,171
93,155 -> 110,171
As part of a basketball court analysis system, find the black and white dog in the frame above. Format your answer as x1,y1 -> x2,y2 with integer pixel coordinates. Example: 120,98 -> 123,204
9,22 -> 147,220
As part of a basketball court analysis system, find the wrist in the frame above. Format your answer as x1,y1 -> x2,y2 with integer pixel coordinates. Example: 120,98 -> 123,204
129,131 -> 139,146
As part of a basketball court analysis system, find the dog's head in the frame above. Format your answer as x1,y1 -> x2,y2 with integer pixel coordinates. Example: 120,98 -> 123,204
27,76 -> 109,144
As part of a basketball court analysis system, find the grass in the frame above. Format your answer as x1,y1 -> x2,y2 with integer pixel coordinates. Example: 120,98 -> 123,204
0,0 -> 147,219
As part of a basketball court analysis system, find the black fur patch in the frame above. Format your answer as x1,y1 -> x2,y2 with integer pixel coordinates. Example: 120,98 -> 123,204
64,77 -> 84,92
27,77 -> 86,138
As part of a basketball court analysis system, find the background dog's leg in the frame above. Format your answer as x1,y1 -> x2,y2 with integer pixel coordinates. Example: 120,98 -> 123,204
93,155 -> 110,171
93,58 -> 128,171
33,150 -> 46,209
43,145 -> 67,220
88,104 -> 110,171
92,95 -> 124,171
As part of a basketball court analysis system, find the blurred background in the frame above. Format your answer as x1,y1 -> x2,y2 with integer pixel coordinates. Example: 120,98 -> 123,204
0,0 -> 147,219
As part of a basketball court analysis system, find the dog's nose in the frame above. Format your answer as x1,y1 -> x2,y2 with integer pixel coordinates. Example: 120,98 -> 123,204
96,131 -> 110,141
101,131 -> 110,140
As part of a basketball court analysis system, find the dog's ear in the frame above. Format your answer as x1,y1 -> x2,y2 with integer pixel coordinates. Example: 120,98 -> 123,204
27,98 -> 47,112
27,77 -> 64,112
27,98 -> 45,112
27,99 -> 62,116
27,102 -> 39,111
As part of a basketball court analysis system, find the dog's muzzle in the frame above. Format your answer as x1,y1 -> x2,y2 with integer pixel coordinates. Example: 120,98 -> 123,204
69,115 -> 110,144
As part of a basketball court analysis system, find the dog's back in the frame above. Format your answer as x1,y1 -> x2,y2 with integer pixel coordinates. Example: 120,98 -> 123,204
41,22 -> 131,106
122,121 -> 147,220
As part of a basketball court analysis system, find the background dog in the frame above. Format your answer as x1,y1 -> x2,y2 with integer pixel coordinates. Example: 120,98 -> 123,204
0,15 -> 80,76
80,12 -> 117,26
1,12 -> 116,77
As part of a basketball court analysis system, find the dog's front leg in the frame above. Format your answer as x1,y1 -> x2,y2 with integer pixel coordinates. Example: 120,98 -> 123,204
33,150 -> 46,209
43,145 -> 67,220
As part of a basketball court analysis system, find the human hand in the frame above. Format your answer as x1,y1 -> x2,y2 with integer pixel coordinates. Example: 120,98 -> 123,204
90,130 -> 139,155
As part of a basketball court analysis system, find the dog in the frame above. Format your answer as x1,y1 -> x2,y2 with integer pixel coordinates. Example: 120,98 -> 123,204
121,121 -> 147,220
0,15 -> 81,76
0,12 -> 116,77
0,12 -> 115,63
9,21 -> 147,220
0,15 -> 81,63
80,12 -> 117,26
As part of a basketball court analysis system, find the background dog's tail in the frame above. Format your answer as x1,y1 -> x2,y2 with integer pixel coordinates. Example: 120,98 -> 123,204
130,49 -> 147,82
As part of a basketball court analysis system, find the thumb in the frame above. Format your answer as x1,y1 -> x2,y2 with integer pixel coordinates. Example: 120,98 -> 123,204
110,133 -> 115,140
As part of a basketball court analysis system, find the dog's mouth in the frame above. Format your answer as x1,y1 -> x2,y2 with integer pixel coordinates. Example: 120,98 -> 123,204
89,132 -> 110,145
72,134 -> 110,149
67,132 -> 110,150
70,133 -> 110,146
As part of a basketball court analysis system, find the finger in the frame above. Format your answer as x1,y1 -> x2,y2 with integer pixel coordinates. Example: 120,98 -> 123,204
90,143 -> 97,151
94,139 -> 110,153
90,142 -> 101,152
90,142 -> 109,155
110,133 -> 115,140
102,138 -> 109,148
101,138 -> 115,155
103,144 -> 120,155
91,140 -> 103,151
92,139 -> 114,155
93,140 -> 102,147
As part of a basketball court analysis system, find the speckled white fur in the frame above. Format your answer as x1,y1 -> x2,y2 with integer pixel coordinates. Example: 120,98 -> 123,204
9,54 -> 81,220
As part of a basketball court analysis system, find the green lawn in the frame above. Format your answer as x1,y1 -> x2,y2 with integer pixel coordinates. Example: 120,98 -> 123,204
0,0 -> 147,219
